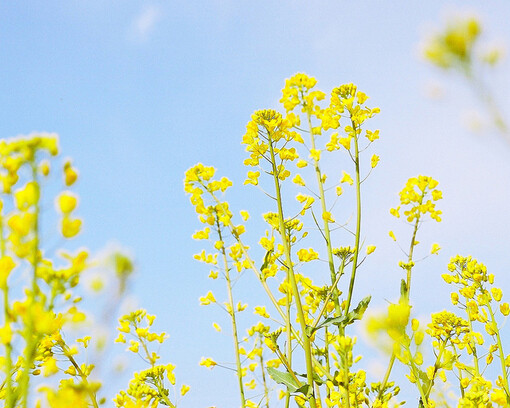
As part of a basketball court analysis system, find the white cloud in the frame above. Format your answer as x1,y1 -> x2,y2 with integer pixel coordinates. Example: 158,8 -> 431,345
132,5 -> 162,41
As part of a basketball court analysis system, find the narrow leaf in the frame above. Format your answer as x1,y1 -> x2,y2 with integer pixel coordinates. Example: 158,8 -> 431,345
267,367 -> 302,393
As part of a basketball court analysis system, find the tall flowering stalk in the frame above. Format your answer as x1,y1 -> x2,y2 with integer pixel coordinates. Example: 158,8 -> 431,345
423,15 -> 508,137
187,74 -> 383,407
0,135 -> 96,407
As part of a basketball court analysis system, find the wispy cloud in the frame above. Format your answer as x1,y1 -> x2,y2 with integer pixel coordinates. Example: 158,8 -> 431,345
132,5 -> 162,41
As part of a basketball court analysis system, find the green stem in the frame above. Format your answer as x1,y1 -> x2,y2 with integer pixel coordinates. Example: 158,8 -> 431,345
465,68 -> 509,137
267,128 -> 317,408
311,260 -> 345,329
206,187 -> 334,383
487,302 -> 510,401
451,343 -> 465,398
19,161 -> 41,408
258,335 -> 270,408
424,341 -> 445,400
376,199 -> 422,403
344,118 -> 362,317
217,221 -> 246,408
285,280 -> 292,407
306,110 -> 341,318
61,341 -> 100,408
467,317 -> 480,377
1,207 -> 14,408
406,347 -> 429,408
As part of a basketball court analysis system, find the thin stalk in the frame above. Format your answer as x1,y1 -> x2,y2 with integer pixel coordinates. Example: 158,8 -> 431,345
274,345 -> 303,386
344,118 -> 362,317
374,357 -> 395,404
311,260 -> 345,329
257,335 -> 270,408
19,161 -> 41,408
136,329 -> 176,408
424,341 -> 446,400
217,221 -> 246,408
467,317 -> 480,376
285,282 -> 292,408
486,302 -> 510,401
341,117 -> 364,408
324,327 -> 332,402
61,342 -> 100,408
267,128 -> 317,408
407,348 -> 429,408
157,384 -> 176,408
1,207 -> 14,408
206,186 -> 335,383
465,68 -> 509,137
451,344 -> 465,398
306,110 -> 341,318
375,197 -> 422,403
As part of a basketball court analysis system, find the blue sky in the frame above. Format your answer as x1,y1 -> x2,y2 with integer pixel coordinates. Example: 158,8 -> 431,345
2,1 -> 510,407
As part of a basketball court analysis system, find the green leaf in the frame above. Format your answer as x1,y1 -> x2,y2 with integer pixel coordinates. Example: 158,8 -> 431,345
260,249 -> 274,272
267,367 -> 302,393
400,279 -> 408,300
346,295 -> 371,324
294,384 -> 310,396
417,368 -> 431,392
296,371 -> 325,386
313,295 -> 371,333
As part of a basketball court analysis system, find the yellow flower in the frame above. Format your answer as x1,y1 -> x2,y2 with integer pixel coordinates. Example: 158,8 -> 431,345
61,216 -> 82,238
340,171 -> 354,185
14,181 -> 39,210
244,379 -> 256,390
199,291 -> 216,305
370,154 -> 380,168
254,306 -> 270,318
292,174 -> 306,186
244,171 -> 260,186
180,385 -> 191,396
57,192 -> 78,214
297,248 -> 319,262
64,160 -> 79,186
42,357 -> 59,376
430,243 -> 441,255
389,231 -> 396,241
322,211 -> 335,223
325,133 -> 340,151
212,322 -> 221,332
491,389 -> 507,405
128,340 -> 139,353
338,137 -> 351,150
192,228 -> 210,240
365,129 -> 380,142
0,324 -> 13,344
500,302 -> 509,316
309,149 -> 321,162
296,159 -> 308,168
199,357 -> 217,368
491,287 -> 503,302
0,256 -> 16,289
366,245 -> 376,255
424,16 -> 481,69
40,159 -> 50,176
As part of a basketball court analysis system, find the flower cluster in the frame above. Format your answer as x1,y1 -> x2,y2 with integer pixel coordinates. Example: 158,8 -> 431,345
114,310 -> 188,408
